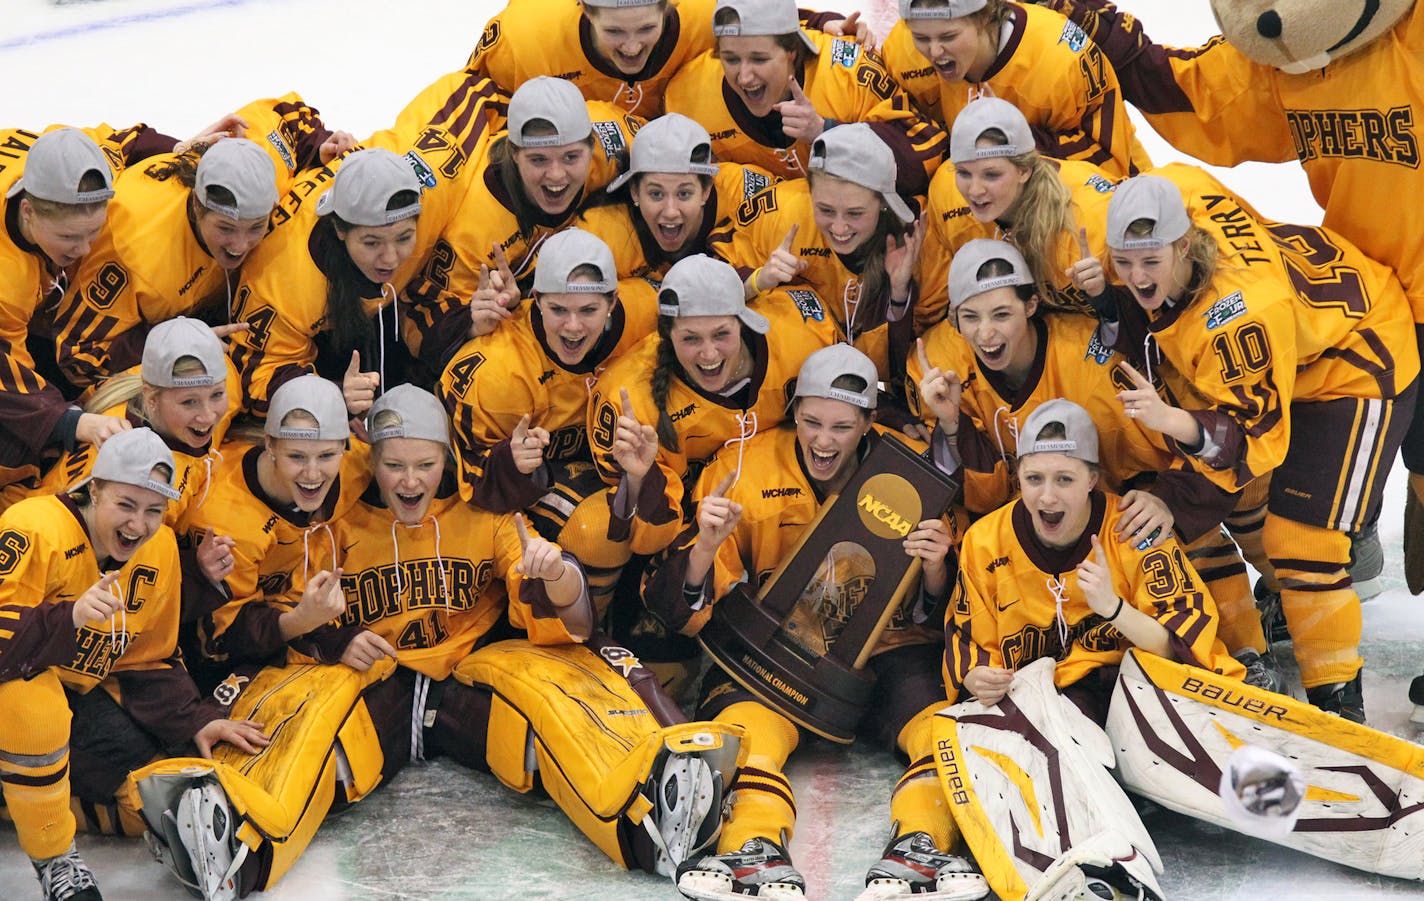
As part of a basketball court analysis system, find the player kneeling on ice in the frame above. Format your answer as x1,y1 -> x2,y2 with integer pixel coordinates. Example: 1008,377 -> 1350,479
0,429 -> 269,901
130,384 -> 744,900
932,398 -> 1250,900
645,344 -> 987,901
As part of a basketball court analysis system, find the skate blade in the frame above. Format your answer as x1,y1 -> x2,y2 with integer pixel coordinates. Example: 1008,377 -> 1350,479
856,875 -> 990,901
677,871 -> 804,901
1353,576 -> 1383,602
659,756 -> 718,866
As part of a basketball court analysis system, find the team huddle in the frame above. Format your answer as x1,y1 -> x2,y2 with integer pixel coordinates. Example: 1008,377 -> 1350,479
4,0 -> 1424,899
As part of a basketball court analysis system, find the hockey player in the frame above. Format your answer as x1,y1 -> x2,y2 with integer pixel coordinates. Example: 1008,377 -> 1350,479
906,239 -> 1283,690
644,344 -> 987,901
131,385 -> 745,898
439,228 -> 656,616
461,0 -> 867,119
578,113 -> 776,286
586,254 -> 835,559
0,428 -> 269,901
879,0 -> 1151,178
915,96 -> 1123,330
665,0 -> 947,195
0,129 -> 132,506
401,76 -> 643,362
181,375 -> 371,680
225,148 -> 423,419
466,0 -> 718,118
1081,175 -> 1418,722
33,317 -> 239,536
941,399 -> 1241,897
708,123 -> 921,414
52,94 -> 355,391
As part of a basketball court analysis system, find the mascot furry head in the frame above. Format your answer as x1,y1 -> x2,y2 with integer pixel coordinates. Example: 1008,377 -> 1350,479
1210,0 -> 1414,72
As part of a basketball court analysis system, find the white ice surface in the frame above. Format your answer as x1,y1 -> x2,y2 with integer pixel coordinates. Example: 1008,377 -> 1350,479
1,1 -> 1420,898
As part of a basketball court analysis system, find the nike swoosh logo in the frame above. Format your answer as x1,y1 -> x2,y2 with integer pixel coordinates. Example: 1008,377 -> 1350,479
997,599 -> 1019,612
341,542 -> 359,554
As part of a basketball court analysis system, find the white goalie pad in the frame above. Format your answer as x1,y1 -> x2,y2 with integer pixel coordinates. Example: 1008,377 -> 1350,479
1108,649 -> 1424,882
932,658 -> 1162,900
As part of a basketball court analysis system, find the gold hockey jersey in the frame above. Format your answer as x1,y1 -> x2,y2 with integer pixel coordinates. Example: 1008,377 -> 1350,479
466,0 -> 719,118
576,161 -> 776,283
180,443 -> 371,663
587,301 -> 836,553
664,30 -> 947,194
917,157 -> 1119,330
0,494 -> 182,694
331,483 -> 580,679
439,292 -> 658,511
54,94 -> 337,389
945,489 -> 1243,702
879,3 -> 1150,177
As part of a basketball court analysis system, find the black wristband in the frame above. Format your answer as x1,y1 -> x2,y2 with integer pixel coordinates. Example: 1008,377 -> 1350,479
1107,596 -> 1124,622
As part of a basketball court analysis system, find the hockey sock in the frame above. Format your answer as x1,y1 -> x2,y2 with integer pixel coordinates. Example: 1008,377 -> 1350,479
0,673 -> 77,860
1185,528 -> 1264,653
1227,480 -> 1278,593
1265,514 -> 1362,687
890,706 -> 956,849
716,702 -> 798,852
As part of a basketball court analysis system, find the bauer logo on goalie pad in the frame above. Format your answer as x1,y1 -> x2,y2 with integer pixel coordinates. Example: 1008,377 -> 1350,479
1109,649 -> 1424,882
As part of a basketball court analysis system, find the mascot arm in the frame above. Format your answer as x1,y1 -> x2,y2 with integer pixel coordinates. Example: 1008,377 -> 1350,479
1040,0 -> 1297,166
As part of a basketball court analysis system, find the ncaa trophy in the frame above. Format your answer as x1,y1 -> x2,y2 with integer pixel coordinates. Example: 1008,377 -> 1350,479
697,432 -> 957,742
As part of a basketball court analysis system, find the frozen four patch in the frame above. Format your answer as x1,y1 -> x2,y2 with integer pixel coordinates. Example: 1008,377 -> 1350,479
787,289 -> 825,321
830,39 -> 861,69
1059,20 -> 1088,52
404,150 -> 438,190
1204,291 -> 1247,330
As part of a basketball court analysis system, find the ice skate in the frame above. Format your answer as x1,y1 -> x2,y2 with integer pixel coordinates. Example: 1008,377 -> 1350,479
646,745 -> 723,876
31,842 -> 102,901
1232,648 -> 1287,695
1346,521 -> 1383,601
1253,579 -> 1289,644
174,781 -> 247,901
1305,672 -> 1365,724
855,831 -> 988,900
676,836 -> 805,899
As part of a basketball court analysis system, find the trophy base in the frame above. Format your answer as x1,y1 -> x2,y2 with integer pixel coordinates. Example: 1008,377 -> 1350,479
698,584 -> 874,744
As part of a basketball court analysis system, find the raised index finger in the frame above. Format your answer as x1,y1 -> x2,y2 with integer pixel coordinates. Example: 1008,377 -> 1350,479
787,75 -> 809,101
779,223 -> 799,252
514,512 -> 531,547
97,570 -> 122,590
1117,360 -> 1151,389
1076,226 -> 1091,258
916,337 -> 932,375
710,471 -> 736,499
346,350 -> 362,375
619,386 -> 636,419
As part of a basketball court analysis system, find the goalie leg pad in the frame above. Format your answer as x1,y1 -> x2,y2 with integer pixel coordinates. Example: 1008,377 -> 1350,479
130,659 -> 396,894
1108,648 -> 1424,881
452,639 -> 745,872
931,659 -> 1161,901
